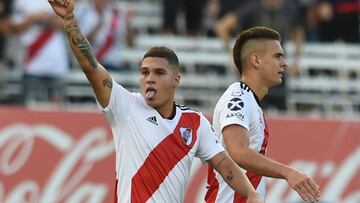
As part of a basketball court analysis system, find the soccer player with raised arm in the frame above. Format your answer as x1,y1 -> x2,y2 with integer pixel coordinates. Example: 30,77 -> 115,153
205,26 -> 321,203
47,0 -> 264,202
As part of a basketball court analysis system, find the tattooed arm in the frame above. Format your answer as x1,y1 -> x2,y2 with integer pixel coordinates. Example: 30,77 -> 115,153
48,0 -> 112,107
209,152 -> 263,203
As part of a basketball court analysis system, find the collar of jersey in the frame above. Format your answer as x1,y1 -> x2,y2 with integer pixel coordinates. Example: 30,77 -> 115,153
239,81 -> 260,105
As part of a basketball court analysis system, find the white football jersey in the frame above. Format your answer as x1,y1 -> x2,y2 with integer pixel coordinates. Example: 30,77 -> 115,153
11,0 -> 68,76
205,82 -> 269,203
98,79 -> 224,203
75,2 -> 128,66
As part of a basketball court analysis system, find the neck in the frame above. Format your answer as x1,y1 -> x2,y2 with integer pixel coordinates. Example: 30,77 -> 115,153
240,76 -> 268,100
155,101 -> 175,119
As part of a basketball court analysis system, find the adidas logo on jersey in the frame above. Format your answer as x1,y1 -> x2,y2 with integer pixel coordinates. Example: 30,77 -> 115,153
146,116 -> 158,125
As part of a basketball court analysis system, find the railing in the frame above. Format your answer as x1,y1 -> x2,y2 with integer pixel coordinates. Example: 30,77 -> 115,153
285,43 -> 360,115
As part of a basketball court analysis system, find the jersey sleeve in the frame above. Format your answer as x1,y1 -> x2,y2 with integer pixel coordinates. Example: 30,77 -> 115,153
195,115 -> 225,162
217,90 -> 251,131
97,78 -> 140,127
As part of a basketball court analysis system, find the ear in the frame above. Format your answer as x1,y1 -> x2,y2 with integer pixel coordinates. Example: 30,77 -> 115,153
250,54 -> 261,69
174,74 -> 180,88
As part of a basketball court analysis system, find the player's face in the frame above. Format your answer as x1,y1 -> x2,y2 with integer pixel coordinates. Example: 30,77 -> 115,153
258,40 -> 287,87
140,57 -> 180,108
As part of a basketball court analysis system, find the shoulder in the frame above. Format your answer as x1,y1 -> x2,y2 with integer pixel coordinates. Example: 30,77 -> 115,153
221,82 -> 252,101
217,82 -> 256,112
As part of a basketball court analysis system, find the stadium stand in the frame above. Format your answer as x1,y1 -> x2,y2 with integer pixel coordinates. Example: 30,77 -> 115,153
1,0 -> 359,117
2,36 -> 360,116
285,43 -> 360,115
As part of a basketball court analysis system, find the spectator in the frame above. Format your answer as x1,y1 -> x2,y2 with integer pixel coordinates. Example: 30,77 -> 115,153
0,0 -> 12,61
301,0 -> 322,42
0,0 -> 13,102
208,0 -> 255,20
316,0 -> 360,43
214,0 -> 305,111
10,0 -> 69,105
206,0 -> 254,37
75,0 -> 133,71
162,0 -> 207,36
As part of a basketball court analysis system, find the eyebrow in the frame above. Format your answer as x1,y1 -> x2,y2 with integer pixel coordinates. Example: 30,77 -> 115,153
140,67 -> 168,72
274,52 -> 285,57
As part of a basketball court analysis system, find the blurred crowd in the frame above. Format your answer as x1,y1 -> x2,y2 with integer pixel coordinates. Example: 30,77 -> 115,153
0,0 -> 359,110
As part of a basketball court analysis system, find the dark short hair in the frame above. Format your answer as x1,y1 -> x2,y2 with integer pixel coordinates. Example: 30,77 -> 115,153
233,26 -> 280,74
142,46 -> 180,72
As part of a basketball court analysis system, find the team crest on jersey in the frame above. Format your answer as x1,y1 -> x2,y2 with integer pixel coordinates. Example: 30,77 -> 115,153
179,127 -> 193,146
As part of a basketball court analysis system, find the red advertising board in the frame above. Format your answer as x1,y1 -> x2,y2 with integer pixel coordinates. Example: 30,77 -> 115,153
0,106 -> 359,203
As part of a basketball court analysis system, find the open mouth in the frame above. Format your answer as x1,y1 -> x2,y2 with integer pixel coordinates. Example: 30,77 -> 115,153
145,88 -> 156,99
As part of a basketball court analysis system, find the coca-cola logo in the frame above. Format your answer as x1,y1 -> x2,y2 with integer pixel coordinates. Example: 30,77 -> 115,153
0,123 -> 114,203
0,108 -> 359,203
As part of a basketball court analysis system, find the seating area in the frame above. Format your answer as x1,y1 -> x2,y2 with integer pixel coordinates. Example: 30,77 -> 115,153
122,37 -> 360,116
2,34 -> 360,117
1,0 -> 359,117
285,43 -> 360,115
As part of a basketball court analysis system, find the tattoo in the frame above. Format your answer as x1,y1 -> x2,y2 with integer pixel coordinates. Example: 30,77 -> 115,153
64,14 -> 75,20
226,171 -> 234,181
102,78 -> 113,89
64,21 -> 98,69
216,156 -> 227,169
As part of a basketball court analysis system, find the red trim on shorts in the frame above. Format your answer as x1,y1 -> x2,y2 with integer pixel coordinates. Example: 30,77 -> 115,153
204,165 -> 219,203
131,113 -> 200,202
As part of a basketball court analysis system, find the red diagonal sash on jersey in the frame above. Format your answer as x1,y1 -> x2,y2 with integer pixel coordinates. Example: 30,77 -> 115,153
131,113 -> 200,202
96,9 -> 119,61
204,165 -> 219,203
260,113 -> 269,155
114,178 -> 118,203
25,28 -> 54,65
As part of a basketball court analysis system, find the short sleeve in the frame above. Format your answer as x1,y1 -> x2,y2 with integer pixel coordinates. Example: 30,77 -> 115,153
217,89 -> 251,132
195,115 -> 225,162
97,78 -> 140,127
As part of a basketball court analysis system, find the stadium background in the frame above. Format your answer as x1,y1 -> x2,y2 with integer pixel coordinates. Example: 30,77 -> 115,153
0,0 -> 359,202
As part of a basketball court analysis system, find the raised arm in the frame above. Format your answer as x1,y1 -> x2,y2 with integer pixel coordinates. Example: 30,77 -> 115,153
208,152 -> 263,203
48,0 -> 112,107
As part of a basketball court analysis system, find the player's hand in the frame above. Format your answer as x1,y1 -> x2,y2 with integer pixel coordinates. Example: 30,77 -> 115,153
286,169 -> 320,202
246,192 -> 264,203
48,0 -> 74,19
